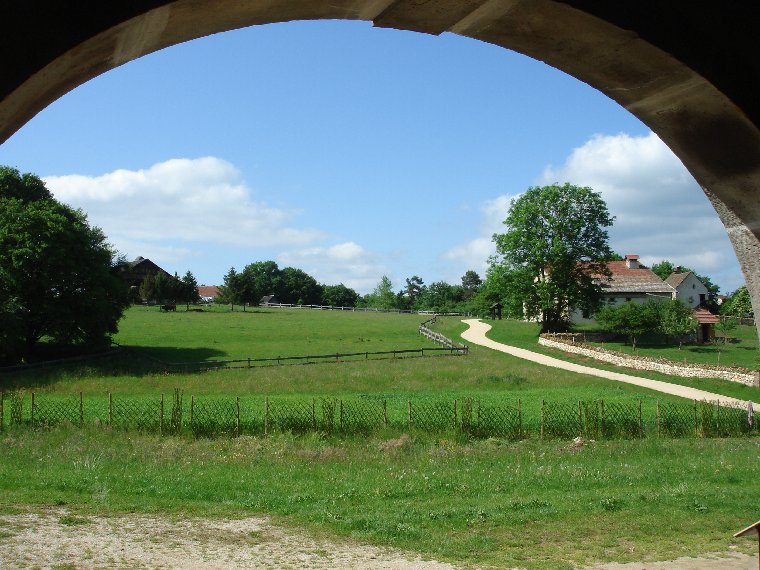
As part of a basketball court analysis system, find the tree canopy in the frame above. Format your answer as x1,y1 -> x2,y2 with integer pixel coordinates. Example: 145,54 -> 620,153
490,183 -> 615,332
0,167 -> 130,363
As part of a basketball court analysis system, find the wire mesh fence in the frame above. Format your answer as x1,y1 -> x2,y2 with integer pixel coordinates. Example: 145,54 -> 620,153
0,391 -> 757,441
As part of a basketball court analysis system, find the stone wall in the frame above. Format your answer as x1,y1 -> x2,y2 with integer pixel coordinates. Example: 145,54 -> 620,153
538,335 -> 759,388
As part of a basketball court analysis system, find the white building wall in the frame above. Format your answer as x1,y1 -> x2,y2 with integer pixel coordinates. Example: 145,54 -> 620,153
674,274 -> 709,308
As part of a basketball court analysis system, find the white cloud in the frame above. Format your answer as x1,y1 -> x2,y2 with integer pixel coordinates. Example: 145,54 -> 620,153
443,132 -> 743,292
44,157 -> 325,263
538,132 -> 740,289
278,241 -> 388,294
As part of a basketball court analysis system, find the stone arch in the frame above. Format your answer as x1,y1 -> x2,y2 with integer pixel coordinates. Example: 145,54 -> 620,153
2,1 -> 759,329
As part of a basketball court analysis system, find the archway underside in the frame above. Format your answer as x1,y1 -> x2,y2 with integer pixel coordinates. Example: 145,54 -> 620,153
2,0 -> 760,329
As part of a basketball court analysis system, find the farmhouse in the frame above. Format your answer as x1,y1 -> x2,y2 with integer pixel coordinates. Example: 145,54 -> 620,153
664,269 -> 709,309
197,285 -> 220,303
120,257 -> 172,288
571,255 -> 675,323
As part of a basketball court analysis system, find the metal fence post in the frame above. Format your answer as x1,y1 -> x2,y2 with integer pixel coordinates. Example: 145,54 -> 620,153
693,399 -> 698,437
31,392 -> 35,427
235,397 -> 240,437
383,400 -> 388,428
638,399 -> 643,438
339,400 -> 344,431
160,394 -> 164,435
453,399 -> 457,430
190,395 -> 195,430
477,400 -> 481,437
0,390 -> 3,433
108,392 -> 113,427
408,401 -> 412,430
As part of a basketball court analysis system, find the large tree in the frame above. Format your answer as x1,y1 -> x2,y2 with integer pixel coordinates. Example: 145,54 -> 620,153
321,283 -> 359,307
0,167 -> 130,363
491,183 -> 614,332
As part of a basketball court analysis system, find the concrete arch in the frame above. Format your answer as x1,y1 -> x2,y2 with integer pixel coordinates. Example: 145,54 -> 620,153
2,1 -> 759,329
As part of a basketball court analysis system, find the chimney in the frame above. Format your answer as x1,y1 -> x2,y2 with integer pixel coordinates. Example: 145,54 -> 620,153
624,254 -> 640,269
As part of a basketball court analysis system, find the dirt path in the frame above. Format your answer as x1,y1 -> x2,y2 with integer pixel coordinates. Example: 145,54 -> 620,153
460,319 -> 755,407
0,508 -> 457,569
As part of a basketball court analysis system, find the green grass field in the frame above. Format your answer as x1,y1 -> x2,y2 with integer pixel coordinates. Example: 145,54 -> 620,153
2,307 -> 759,568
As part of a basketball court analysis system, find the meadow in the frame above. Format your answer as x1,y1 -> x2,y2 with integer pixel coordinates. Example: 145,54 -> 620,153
1,306 -> 759,568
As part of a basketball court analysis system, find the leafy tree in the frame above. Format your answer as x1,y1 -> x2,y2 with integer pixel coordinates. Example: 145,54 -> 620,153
650,260 -> 675,281
179,270 -> 201,309
403,275 -> 425,309
715,317 -> 738,344
595,300 -> 661,351
660,300 -> 698,349
491,183 -> 614,332
322,284 -> 359,307
0,167 -> 130,363
217,267 -> 242,310
366,276 -> 397,310
138,273 -> 156,302
461,270 -> 482,300
278,267 -> 322,305
421,281 -> 464,312
239,260 -> 281,309
721,286 -> 753,317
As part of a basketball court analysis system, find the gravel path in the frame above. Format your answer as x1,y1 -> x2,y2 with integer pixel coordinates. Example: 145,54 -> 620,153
460,319 -> 756,408
0,508 -> 457,569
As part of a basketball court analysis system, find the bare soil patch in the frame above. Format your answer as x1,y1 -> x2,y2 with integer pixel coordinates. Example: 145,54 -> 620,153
0,507 -> 456,569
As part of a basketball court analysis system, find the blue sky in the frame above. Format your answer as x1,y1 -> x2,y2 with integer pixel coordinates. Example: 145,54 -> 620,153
0,20 -> 743,294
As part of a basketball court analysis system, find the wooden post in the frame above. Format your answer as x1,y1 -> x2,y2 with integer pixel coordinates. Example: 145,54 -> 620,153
264,397 -> 269,437
477,400 -> 481,437
247,357 -> 250,368
656,400 -> 661,437
517,399 -> 522,439
31,392 -> 35,427
383,400 -> 388,428
408,401 -> 412,430
540,399 -> 545,440
108,393 -> 113,426
160,394 -> 164,435
235,397 -> 240,437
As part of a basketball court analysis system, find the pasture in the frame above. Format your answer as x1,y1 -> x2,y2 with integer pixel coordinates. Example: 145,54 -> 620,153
1,306 -> 759,569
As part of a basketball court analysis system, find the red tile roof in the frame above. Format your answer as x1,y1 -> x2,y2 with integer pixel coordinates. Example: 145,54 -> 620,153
197,285 -> 220,298
693,307 -> 720,324
594,261 -> 675,294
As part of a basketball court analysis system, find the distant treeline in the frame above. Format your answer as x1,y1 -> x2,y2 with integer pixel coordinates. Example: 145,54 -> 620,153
215,262 -> 493,314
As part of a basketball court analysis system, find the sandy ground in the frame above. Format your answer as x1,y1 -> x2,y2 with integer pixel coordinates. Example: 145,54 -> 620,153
0,508 -> 457,569
1,508 -> 756,569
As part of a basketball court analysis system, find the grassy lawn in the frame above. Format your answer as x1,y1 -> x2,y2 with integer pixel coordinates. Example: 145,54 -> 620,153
2,307 -> 759,568
583,324 -> 759,370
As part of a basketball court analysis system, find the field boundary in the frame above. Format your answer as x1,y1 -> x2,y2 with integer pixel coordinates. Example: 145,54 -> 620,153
261,302 -> 471,316
539,334 -> 760,387
419,315 -> 469,351
1,391 -> 757,440
122,344 -> 467,372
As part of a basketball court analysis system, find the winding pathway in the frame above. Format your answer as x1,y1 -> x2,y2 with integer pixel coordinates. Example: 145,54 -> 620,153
460,319 -> 756,408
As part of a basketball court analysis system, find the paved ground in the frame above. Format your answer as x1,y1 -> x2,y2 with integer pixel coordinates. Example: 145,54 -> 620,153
460,319 -> 756,408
